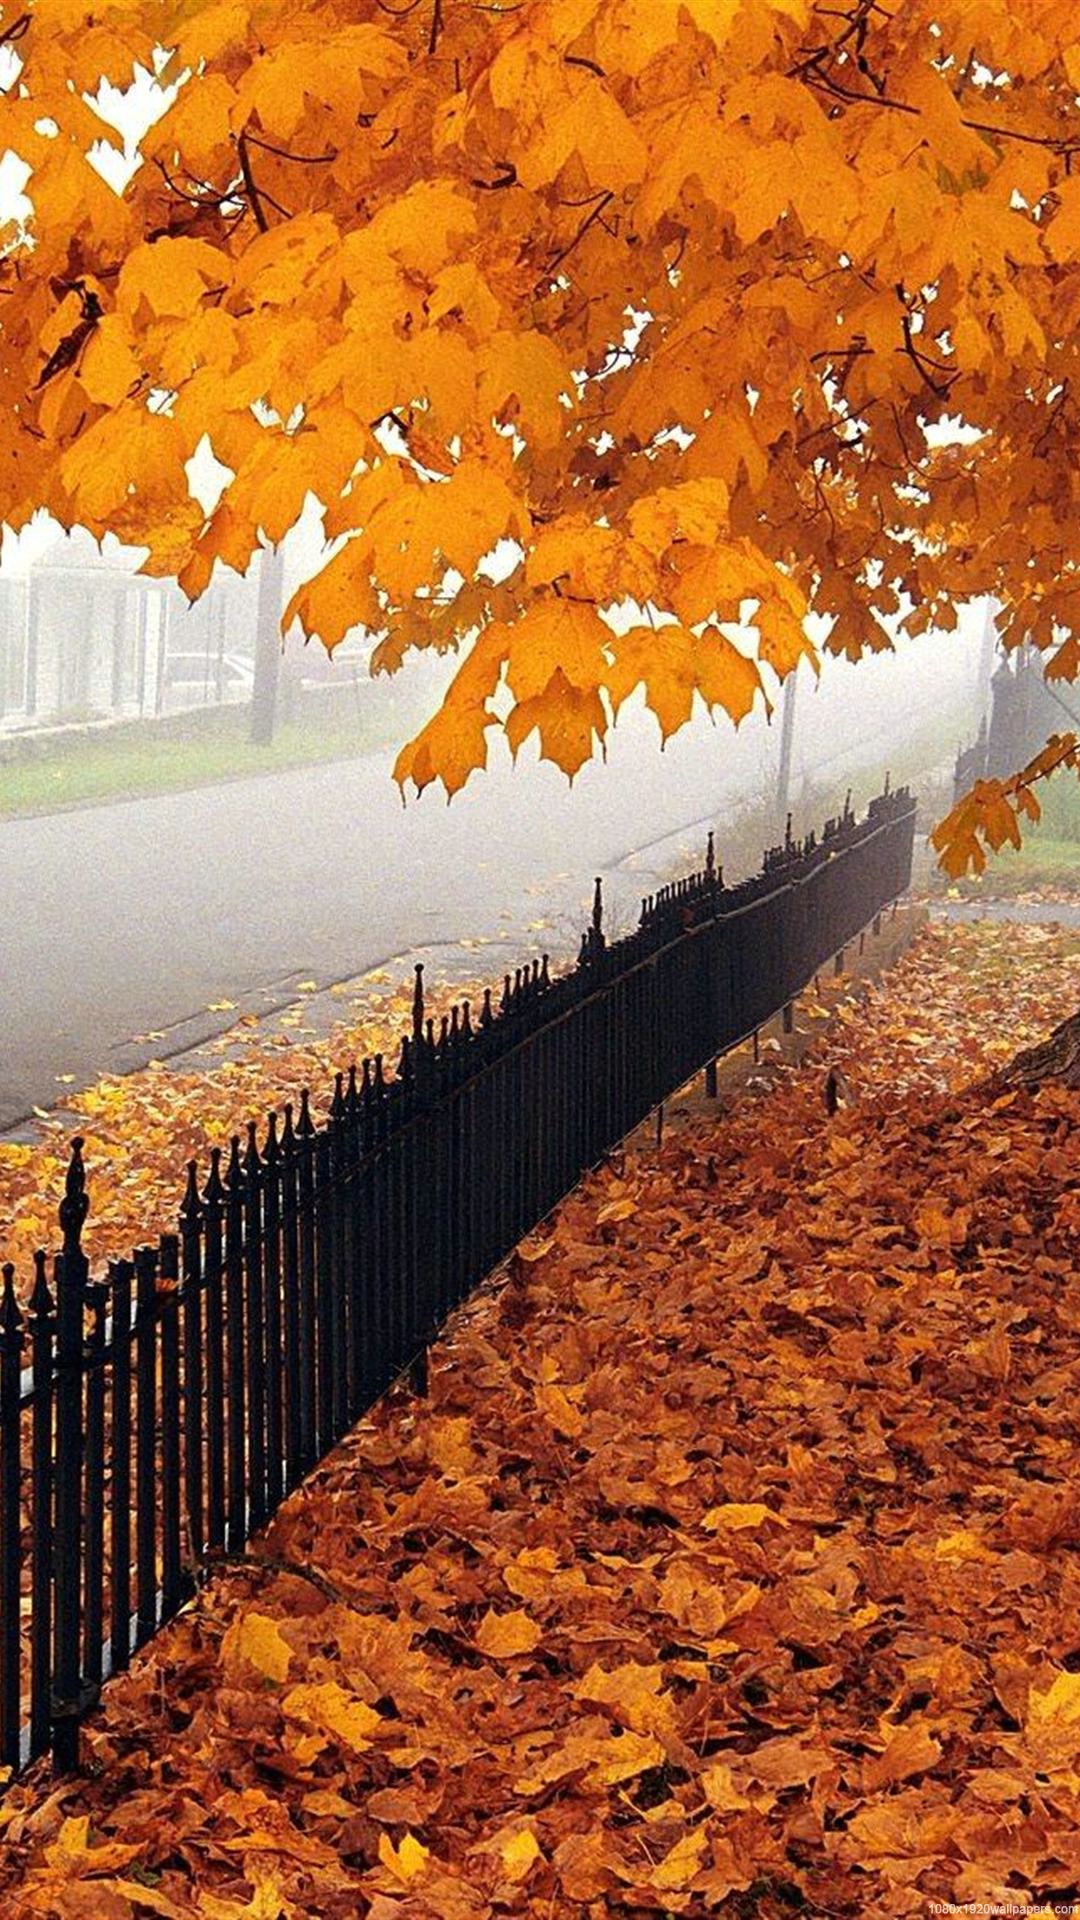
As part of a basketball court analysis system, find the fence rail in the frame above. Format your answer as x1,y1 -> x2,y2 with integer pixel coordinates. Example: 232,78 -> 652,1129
0,784 -> 915,1779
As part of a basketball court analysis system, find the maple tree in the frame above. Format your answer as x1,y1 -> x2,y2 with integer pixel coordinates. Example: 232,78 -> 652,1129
3,0 -> 1080,862
3,912 -> 1080,1916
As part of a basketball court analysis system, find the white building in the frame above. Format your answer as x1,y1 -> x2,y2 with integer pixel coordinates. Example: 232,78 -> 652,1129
0,532 -> 260,732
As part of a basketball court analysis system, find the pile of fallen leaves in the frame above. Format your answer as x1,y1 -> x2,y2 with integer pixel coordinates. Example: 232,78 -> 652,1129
3,914 -> 1080,1917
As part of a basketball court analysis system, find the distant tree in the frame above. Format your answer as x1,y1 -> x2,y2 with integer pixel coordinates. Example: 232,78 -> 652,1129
4,0 -> 1080,866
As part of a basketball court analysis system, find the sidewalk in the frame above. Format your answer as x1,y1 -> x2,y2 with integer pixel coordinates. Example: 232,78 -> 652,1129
3,910 -> 1080,1918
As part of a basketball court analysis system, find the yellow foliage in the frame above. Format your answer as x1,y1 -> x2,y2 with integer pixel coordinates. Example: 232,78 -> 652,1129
4,0 -> 1080,819
220,1612 -> 293,1685
474,1609 -> 543,1658
281,1682 -> 383,1752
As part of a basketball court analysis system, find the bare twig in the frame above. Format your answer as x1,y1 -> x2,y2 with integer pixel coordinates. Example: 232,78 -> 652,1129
537,189 -> 614,290
236,130 -> 269,232
244,131 -> 338,165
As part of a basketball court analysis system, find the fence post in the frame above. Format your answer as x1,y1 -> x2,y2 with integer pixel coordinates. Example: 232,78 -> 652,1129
52,1137 -> 90,1773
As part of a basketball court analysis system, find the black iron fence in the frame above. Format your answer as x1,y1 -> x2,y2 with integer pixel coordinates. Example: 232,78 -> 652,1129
0,784 -> 915,1779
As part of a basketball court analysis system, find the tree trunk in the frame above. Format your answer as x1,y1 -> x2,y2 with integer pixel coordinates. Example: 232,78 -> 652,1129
1000,1011 -> 1080,1090
249,548 -> 285,746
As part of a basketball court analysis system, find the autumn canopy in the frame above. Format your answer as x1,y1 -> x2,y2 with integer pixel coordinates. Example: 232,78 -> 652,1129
1,0 -> 1078,855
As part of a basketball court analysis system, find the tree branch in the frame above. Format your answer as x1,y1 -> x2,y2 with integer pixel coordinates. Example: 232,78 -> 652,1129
244,131 -> 338,165
537,190 -> 614,291
236,130 -> 269,232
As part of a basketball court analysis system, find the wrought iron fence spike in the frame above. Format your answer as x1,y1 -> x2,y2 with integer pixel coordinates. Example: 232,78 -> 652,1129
203,1144 -> 225,1206
0,1264 -> 20,1334
412,962 -> 425,1041
59,1136 -> 88,1251
180,1158 -> 202,1220
281,1101 -> 297,1151
297,1087 -> 314,1135
331,1070 -> 346,1122
264,1111 -> 281,1162
225,1133 -> 244,1187
244,1119 -> 261,1174
29,1249 -> 52,1318
480,987 -> 494,1027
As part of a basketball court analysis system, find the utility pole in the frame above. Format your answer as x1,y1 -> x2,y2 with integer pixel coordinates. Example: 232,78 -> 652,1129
249,546 -> 286,746
976,598 -> 998,727
775,661 -> 799,834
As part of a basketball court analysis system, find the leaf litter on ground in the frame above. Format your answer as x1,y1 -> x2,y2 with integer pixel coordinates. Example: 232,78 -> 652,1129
3,917 -> 1080,1914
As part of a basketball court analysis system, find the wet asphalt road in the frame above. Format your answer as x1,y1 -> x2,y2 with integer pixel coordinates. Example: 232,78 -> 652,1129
0,731 -> 759,1130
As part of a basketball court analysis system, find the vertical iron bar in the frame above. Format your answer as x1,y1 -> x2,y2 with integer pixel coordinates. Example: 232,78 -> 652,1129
108,1258 -> 132,1675
134,1245 -> 158,1649
314,1129 -> 334,1451
328,1085 -> 349,1439
82,1278 -> 107,1695
29,1252 -> 54,1760
262,1115 -> 284,1512
343,1072 -> 364,1421
370,1062 -> 390,1396
0,1268 -> 23,1770
179,1164 -> 204,1574
280,1106 -> 303,1489
223,1137 -> 246,1548
242,1124 -> 267,1531
159,1233 -> 182,1620
202,1151 -> 226,1553
296,1093 -> 317,1472
52,1138 -> 90,1772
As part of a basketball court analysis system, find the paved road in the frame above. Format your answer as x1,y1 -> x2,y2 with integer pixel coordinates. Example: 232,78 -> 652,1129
0,722 -> 772,1129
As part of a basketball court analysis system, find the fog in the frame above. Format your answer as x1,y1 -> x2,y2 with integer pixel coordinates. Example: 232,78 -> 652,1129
0,555 -> 988,1130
